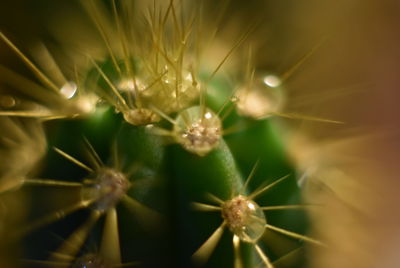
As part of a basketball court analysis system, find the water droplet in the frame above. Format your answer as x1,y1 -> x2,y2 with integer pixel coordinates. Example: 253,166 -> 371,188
230,95 -> 239,103
173,106 -> 222,156
263,74 -> 282,88
222,195 -> 266,243
150,67 -> 200,114
60,81 -> 78,99
73,94 -> 99,115
0,95 -> 16,108
117,78 -> 136,91
236,74 -> 285,119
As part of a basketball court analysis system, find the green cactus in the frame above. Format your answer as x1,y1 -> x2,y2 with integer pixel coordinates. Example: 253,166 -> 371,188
0,1 -> 330,267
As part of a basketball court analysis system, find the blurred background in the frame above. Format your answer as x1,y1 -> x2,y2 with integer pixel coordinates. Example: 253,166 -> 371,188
1,0 -> 400,267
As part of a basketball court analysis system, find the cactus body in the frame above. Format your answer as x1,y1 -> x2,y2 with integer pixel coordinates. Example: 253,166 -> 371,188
0,1 -> 323,267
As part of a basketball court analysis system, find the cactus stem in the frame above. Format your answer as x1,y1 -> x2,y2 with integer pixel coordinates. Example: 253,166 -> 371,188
254,243 -> 274,268
0,32 -> 60,94
101,208 -> 122,265
232,235 -> 243,268
0,34 -> 98,118
24,179 -> 83,188
192,222 -> 226,265
261,204 -> 316,211
191,202 -> 221,212
49,211 -> 101,263
264,224 -> 325,247
248,174 -> 290,200
53,147 -> 94,173
17,200 -> 92,237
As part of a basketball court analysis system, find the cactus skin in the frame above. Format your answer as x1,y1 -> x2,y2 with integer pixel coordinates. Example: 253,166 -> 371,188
0,1 -> 319,268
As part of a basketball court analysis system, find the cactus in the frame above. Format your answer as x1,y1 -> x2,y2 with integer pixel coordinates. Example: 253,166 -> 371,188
0,1 -> 339,267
